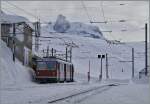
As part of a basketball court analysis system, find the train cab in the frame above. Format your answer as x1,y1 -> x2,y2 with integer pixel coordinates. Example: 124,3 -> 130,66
32,56 -> 74,83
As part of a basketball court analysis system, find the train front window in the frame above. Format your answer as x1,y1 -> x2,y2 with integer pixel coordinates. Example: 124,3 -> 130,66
37,61 -> 47,70
36,61 -> 56,70
46,61 -> 56,70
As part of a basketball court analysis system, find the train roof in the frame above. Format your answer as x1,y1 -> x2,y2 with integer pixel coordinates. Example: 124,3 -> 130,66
33,56 -> 73,65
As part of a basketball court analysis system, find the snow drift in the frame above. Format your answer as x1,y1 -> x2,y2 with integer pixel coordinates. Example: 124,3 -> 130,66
0,40 -> 33,88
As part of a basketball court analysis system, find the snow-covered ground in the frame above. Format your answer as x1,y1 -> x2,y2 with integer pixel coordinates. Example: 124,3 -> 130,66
39,31 -> 146,80
53,83 -> 149,104
0,34 -> 149,104
0,13 -> 149,104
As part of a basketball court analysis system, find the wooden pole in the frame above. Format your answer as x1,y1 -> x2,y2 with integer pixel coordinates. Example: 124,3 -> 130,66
145,23 -> 148,76
132,48 -> 134,78
66,47 -> 68,61
0,0 -> 1,39
99,57 -> 103,80
52,48 -> 54,56
88,60 -> 90,82
70,47 -> 72,62
47,46 -> 49,57
12,23 -> 16,62
106,53 -> 109,79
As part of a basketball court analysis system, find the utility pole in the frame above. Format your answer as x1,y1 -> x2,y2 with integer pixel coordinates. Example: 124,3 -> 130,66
70,47 -> 72,62
0,0 -> 1,39
100,57 -> 103,80
132,48 -> 134,78
12,23 -> 16,62
46,46 -> 49,57
66,46 -> 68,61
119,48 -> 135,78
145,23 -> 148,76
88,60 -> 90,82
34,22 -> 40,52
106,53 -> 109,79
98,54 -> 105,80
51,48 -> 54,56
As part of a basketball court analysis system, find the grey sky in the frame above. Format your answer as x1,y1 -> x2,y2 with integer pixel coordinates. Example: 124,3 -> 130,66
1,1 -> 149,42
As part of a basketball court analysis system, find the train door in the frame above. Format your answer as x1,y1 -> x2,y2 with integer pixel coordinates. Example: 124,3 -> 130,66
56,63 -> 60,81
71,65 -> 74,82
70,65 -> 72,81
64,64 -> 66,81
59,63 -> 64,82
66,64 -> 70,82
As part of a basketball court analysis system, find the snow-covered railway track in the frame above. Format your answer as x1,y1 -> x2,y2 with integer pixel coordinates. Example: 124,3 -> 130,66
48,83 -> 124,104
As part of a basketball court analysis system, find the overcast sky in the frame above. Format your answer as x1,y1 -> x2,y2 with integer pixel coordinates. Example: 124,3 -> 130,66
1,1 -> 149,42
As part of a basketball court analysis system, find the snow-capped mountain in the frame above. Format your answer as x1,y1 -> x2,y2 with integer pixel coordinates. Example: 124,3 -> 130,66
44,14 -> 104,39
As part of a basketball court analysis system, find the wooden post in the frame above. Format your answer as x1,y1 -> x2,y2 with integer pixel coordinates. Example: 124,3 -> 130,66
132,48 -> 134,78
12,23 -> 16,62
106,53 -> 109,79
47,46 -> 49,57
88,60 -> 90,82
99,57 -> 103,80
66,46 -> 68,61
145,23 -> 148,76
51,48 -> 54,56
34,22 -> 40,52
70,47 -> 72,62
0,1 -> 1,39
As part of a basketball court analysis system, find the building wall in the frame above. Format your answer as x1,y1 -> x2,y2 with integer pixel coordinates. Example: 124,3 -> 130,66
1,23 -> 33,65
1,24 -> 12,44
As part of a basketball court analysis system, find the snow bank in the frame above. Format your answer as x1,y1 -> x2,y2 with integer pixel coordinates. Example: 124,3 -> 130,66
0,40 -> 33,89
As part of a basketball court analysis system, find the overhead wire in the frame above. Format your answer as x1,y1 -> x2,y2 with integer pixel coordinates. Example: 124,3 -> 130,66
3,1 -> 49,24
80,1 -> 136,64
81,0 -> 92,23
2,1 -> 146,64
100,1 -> 106,23
4,1 -> 38,20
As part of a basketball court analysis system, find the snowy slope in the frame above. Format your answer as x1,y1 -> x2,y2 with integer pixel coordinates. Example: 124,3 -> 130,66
39,27 -> 146,80
0,40 -> 33,88
40,14 -> 147,80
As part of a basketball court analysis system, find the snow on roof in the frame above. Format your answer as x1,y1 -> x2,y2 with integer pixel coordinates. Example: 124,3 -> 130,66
0,11 -> 34,29
1,11 -> 28,23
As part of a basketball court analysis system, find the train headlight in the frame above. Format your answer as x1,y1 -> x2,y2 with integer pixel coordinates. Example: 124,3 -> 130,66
37,71 -> 39,75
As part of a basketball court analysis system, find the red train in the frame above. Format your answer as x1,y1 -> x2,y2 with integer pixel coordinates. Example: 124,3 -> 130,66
32,56 -> 74,83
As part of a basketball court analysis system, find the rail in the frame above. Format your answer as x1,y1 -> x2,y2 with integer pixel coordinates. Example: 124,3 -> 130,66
48,83 -> 126,103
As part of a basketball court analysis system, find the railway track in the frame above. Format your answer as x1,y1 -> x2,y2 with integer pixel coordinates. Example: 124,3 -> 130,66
48,83 -> 126,104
